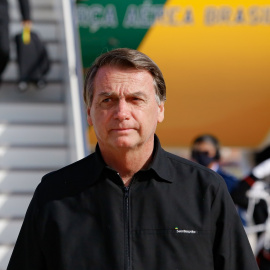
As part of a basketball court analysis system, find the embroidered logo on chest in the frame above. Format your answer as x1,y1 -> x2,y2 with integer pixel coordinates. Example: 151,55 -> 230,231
174,227 -> 197,234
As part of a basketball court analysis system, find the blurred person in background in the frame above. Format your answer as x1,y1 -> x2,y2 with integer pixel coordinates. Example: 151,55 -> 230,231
231,146 -> 270,224
0,0 -> 31,83
231,147 -> 270,270
191,134 -> 239,194
190,135 -> 270,228
190,134 -> 248,225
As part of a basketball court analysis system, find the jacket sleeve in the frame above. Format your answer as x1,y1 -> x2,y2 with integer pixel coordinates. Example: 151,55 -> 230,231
7,187 -> 46,270
18,0 -> 31,21
211,178 -> 259,270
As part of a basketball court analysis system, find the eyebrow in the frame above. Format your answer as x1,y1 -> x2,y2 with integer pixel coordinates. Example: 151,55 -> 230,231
97,92 -> 114,98
97,91 -> 148,99
131,91 -> 148,98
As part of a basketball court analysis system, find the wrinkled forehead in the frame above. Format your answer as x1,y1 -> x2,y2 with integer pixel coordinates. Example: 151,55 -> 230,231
94,65 -> 155,90
95,64 -> 152,78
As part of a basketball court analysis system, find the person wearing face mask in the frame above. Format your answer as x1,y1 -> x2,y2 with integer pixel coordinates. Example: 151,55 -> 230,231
191,134 -> 239,194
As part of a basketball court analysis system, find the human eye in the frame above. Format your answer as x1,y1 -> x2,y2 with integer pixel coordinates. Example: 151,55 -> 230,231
102,97 -> 112,103
130,96 -> 146,106
99,95 -> 116,109
129,93 -> 143,101
128,96 -> 140,103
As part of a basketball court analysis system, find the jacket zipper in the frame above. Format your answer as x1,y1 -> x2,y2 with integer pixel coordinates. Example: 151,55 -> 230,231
124,186 -> 131,270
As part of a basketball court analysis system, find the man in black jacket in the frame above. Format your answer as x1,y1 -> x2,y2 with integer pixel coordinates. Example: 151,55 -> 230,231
0,0 -> 31,80
7,48 -> 259,270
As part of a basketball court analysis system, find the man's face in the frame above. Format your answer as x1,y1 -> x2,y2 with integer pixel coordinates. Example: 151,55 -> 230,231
87,65 -> 164,152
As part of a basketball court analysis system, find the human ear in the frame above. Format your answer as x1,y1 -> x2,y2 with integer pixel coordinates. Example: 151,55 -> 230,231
157,102 -> 165,123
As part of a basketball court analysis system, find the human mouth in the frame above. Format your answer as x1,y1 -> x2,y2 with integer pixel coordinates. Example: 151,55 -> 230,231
111,128 -> 133,133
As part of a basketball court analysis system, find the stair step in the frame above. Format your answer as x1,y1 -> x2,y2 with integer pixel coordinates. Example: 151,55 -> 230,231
0,245 -> 13,270
0,0 -> 73,268
10,0 -> 55,8
0,103 -> 65,123
0,194 -> 32,219
0,170 -> 46,193
10,22 -> 58,42
2,61 -> 63,81
0,220 -> 23,245
0,147 -> 68,169
0,82 -> 64,103
10,6 -> 57,22
0,124 -> 66,146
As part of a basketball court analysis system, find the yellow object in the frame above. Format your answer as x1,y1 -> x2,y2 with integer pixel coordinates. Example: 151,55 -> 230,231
22,26 -> 31,44
87,1 -> 270,148
138,0 -> 270,147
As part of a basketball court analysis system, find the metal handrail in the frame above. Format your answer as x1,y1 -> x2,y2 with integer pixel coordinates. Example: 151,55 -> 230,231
61,0 -> 89,159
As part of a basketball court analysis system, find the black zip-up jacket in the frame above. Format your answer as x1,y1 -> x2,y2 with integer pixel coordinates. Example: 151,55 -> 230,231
7,136 -> 259,270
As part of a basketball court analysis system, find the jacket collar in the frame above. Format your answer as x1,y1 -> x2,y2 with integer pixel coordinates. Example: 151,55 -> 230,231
91,135 -> 173,184
147,135 -> 173,183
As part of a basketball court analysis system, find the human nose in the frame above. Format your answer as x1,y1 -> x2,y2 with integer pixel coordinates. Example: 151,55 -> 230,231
114,99 -> 130,121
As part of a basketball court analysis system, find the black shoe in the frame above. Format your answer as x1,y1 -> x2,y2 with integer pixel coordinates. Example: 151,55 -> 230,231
18,81 -> 28,92
36,80 -> 46,89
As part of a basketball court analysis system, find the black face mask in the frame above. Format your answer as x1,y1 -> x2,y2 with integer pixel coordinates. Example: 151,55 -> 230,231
191,150 -> 215,167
